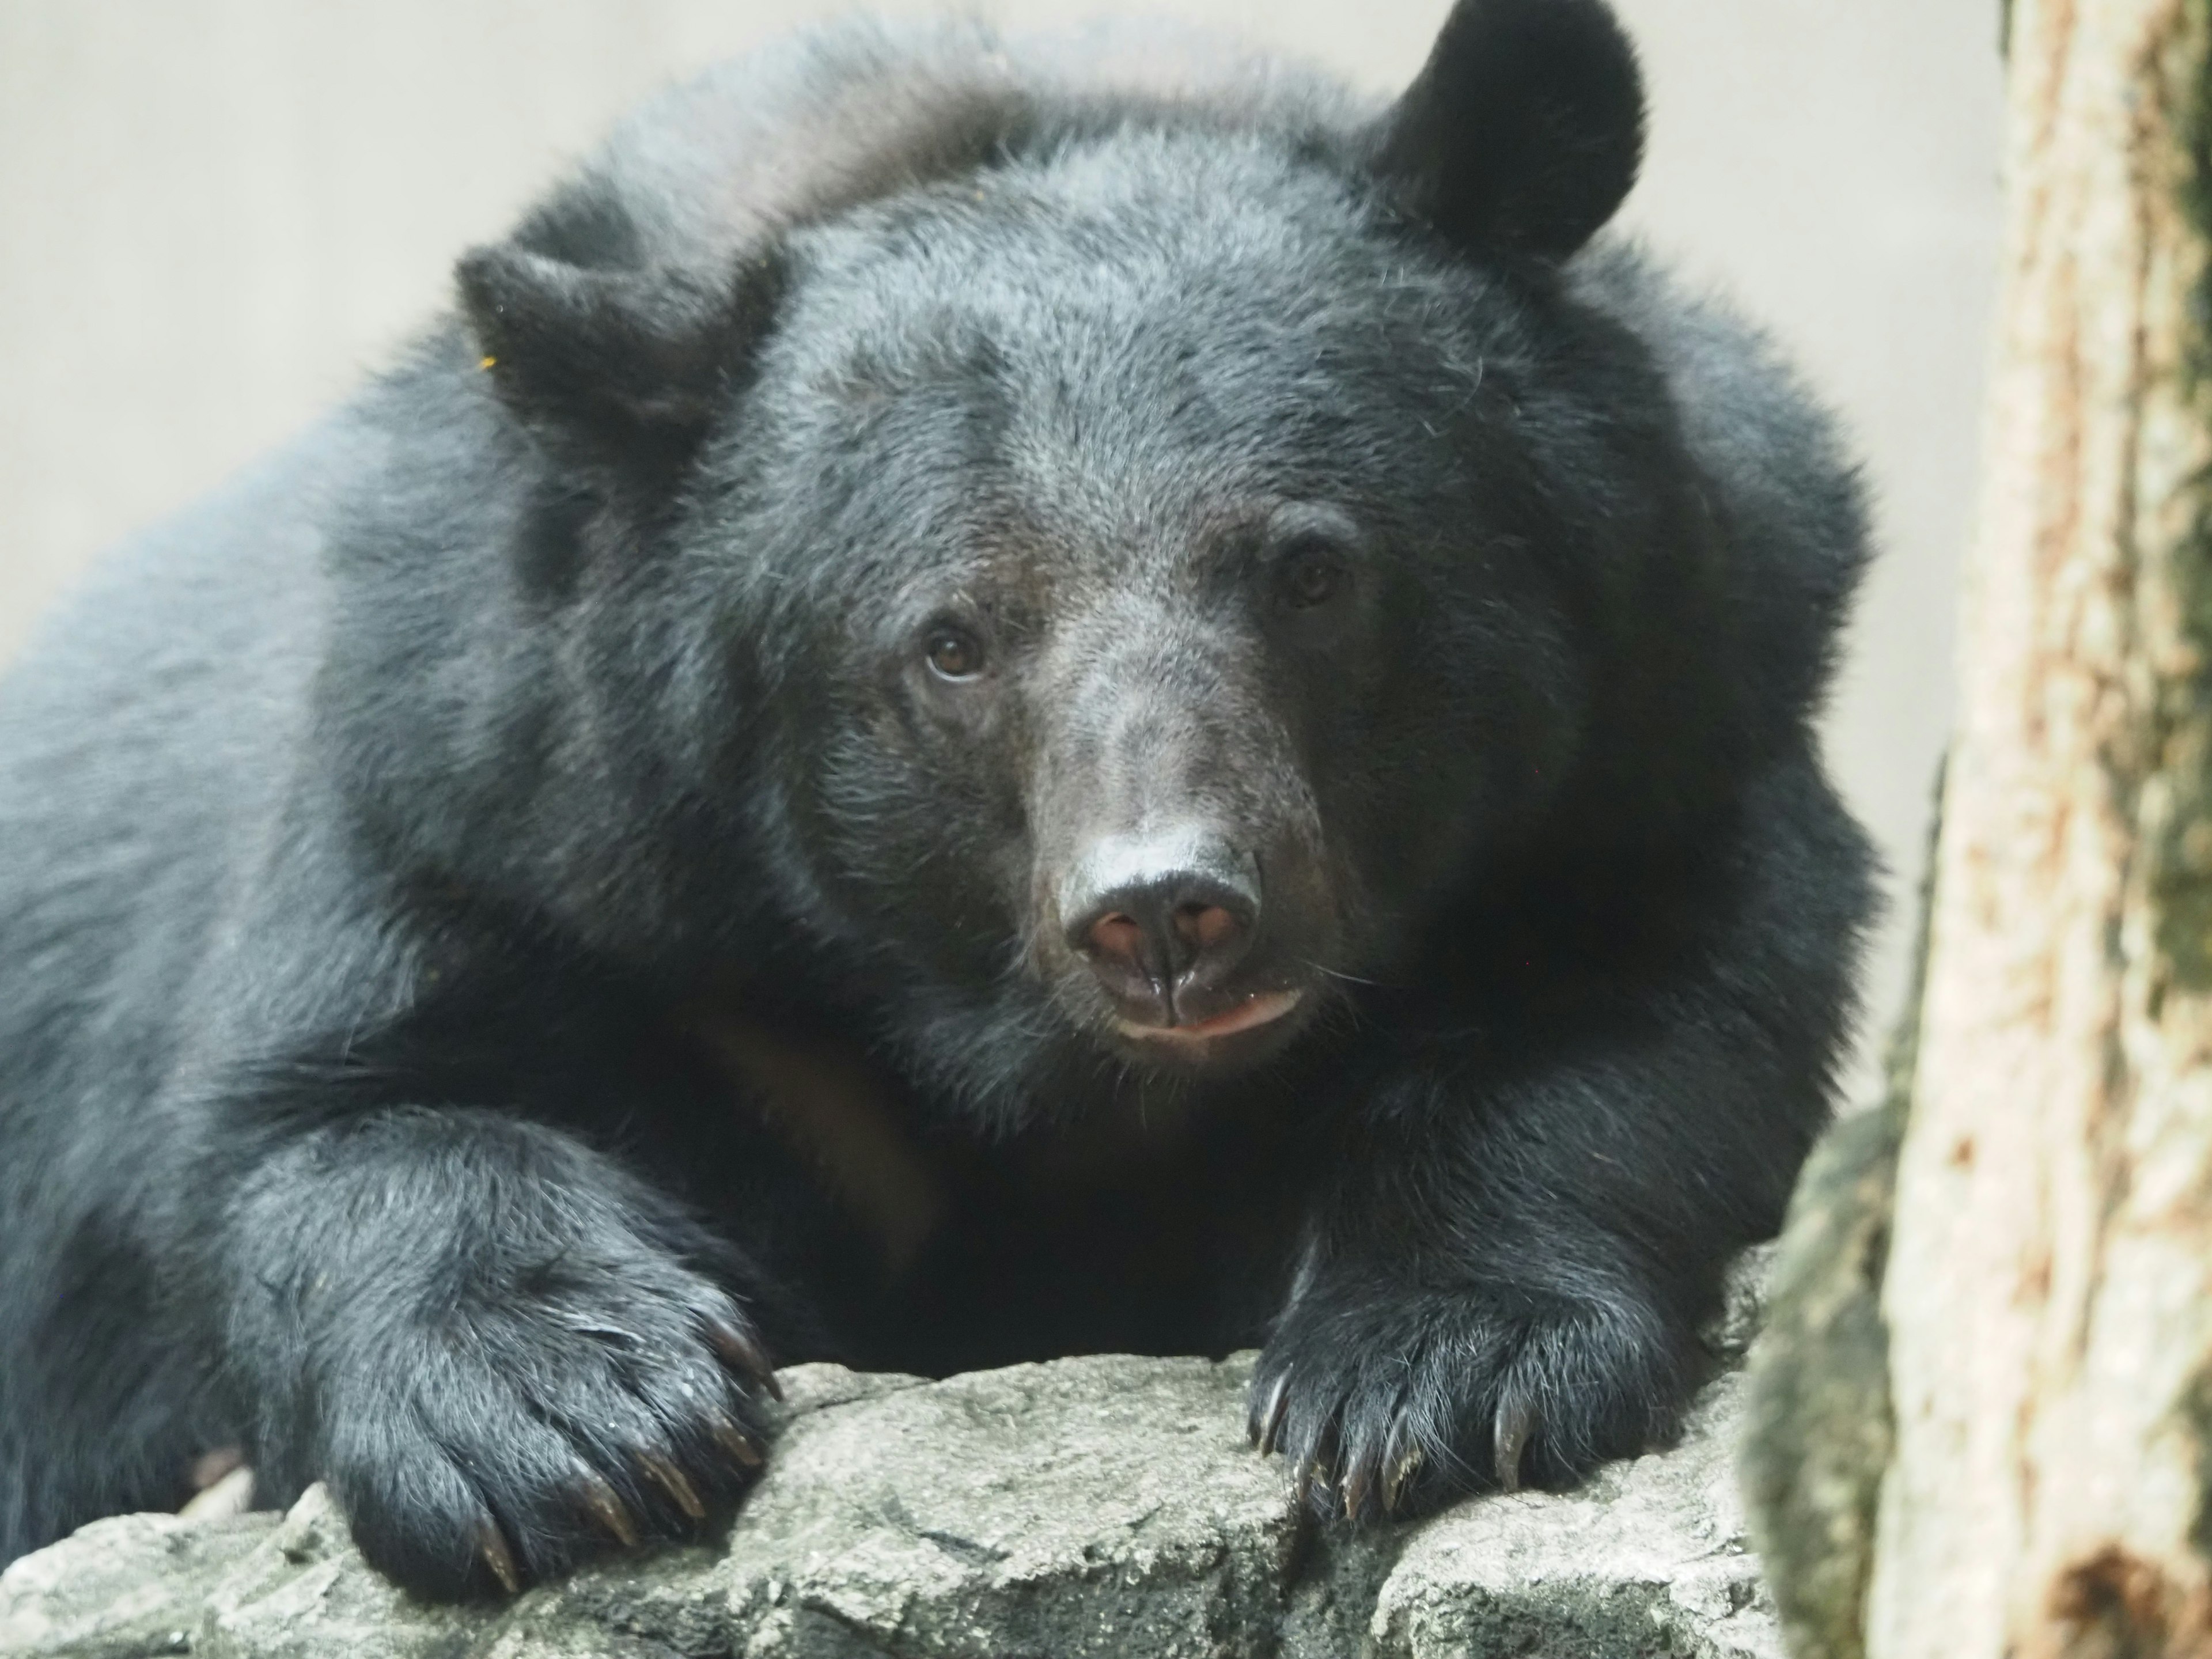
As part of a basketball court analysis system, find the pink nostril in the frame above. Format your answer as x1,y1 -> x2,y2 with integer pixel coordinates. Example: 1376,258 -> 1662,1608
1087,913 -> 1146,966
1173,903 -> 1238,953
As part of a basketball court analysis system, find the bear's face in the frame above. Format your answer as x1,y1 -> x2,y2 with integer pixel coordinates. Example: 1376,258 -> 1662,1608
706,136 -> 1608,1081
452,0 -> 1665,1118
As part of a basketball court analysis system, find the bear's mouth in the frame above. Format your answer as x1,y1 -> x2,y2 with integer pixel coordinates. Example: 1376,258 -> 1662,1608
1112,988 -> 1305,1055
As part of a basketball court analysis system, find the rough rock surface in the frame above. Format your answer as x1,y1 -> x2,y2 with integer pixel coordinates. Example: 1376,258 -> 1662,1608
1,1271 -> 1779,1659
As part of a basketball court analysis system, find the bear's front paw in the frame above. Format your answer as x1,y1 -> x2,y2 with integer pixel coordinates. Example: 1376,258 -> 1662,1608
1247,1277 -> 1696,1522
313,1255 -> 781,1600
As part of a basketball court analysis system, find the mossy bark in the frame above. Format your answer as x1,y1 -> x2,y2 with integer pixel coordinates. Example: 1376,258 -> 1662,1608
1740,1102 -> 1901,1659
1741,774 -> 1937,1659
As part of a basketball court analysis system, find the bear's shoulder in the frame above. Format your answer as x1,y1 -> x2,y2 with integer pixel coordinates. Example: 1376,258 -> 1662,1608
1568,237 -> 1870,707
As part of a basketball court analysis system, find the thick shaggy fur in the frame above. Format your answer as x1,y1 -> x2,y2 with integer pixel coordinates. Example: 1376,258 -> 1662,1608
0,0 -> 1872,1599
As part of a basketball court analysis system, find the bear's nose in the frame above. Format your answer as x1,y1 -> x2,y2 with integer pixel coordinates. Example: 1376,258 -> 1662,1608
1060,830 -> 1260,1020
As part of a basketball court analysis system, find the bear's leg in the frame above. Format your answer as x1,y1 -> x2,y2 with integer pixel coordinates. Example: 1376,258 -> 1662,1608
1249,755 -> 1866,1519
189,1104 -> 779,1599
1250,1130 -> 1718,1520
0,1257 -> 207,1563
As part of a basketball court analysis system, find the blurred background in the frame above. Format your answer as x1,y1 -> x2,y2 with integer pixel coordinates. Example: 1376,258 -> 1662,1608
0,0 -> 2003,1105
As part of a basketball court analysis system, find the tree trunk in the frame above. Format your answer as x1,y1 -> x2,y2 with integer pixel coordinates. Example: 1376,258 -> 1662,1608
1862,0 -> 2212,1653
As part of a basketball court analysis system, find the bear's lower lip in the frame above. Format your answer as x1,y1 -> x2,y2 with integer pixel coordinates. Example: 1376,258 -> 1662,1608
1115,988 -> 1304,1047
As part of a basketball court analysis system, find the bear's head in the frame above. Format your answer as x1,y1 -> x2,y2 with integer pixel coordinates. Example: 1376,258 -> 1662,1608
446,0 -> 1736,1125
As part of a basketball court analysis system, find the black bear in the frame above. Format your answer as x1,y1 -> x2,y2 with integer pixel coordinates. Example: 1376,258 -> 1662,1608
0,0 -> 1873,1601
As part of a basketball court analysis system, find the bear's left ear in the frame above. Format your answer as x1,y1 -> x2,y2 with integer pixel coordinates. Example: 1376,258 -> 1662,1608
456,246 -> 784,486
1363,0 -> 1644,260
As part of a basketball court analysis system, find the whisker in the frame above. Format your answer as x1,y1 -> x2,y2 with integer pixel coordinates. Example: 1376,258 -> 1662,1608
1300,958 -> 1394,989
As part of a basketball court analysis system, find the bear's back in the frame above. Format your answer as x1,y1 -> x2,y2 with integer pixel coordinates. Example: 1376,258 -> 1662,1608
0,416 -> 372,1149
512,17 -> 1367,276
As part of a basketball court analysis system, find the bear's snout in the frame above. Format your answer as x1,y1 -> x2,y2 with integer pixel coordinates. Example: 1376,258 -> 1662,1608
1056,826 -> 1308,1050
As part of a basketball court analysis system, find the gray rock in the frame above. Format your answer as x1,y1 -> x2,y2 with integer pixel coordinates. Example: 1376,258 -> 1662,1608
0,1511 -> 272,1659
1,1306 -> 1779,1658
1368,1375 -> 1781,1659
707,1354 -> 1300,1658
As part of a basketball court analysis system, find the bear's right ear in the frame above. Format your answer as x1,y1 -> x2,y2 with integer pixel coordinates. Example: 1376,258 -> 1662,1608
1363,0 -> 1645,260
455,246 -> 784,486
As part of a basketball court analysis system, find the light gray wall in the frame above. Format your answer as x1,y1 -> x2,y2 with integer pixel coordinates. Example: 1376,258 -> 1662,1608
0,0 -> 2005,1101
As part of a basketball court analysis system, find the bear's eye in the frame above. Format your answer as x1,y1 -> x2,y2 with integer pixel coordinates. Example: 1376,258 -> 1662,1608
1277,545 -> 1349,609
925,628 -> 985,681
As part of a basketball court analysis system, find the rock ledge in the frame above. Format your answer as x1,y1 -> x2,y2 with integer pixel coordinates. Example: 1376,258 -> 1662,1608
1,1283 -> 1780,1659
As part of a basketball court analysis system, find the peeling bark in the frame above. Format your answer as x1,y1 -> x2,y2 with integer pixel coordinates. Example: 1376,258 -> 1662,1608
1865,0 -> 2212,1654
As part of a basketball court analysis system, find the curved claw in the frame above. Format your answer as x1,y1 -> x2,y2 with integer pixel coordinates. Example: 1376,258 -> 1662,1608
1255,1373 -> 1292,1458
1297,1439 -> 1335,1507
1493,1397 -> 1536,1494
709,1411 -> 766,1469
704,1317 -> 785,1402
1340,1455 -> 1373,1520
1383,1444 -> 1425,1513
639,1451 -> 707,1522
476,1517 -> 522,1596
577,1473 -> 640,1549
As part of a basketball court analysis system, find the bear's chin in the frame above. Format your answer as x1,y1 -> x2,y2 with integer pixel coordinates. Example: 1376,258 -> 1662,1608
1103,988 -> 1313,1074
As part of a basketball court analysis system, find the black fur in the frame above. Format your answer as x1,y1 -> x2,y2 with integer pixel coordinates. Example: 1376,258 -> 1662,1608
0,0 -> 1873,1600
